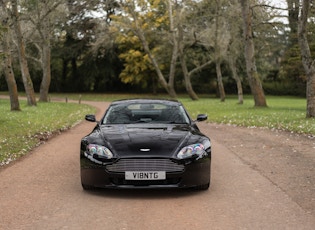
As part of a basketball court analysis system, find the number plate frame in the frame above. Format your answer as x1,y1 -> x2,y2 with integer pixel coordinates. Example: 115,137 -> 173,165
125,171 -> 166,180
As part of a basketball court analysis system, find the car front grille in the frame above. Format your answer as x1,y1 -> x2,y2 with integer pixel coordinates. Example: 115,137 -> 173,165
105,158 -> 184,173
110,178 -> 181,186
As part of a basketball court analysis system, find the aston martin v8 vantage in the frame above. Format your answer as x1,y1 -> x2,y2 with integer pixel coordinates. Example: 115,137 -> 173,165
80,99 -> 211,190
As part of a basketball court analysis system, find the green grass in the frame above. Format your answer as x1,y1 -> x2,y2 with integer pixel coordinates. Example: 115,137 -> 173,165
48,93 -> 314,134
47,93 -> 171,102
0,99 -> 95,166
0,93 -> 314,166
46,93 -> 315,134
181,96 -> 314,135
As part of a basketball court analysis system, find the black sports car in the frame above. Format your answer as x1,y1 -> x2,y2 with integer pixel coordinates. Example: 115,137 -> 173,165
80,99 -> 211,190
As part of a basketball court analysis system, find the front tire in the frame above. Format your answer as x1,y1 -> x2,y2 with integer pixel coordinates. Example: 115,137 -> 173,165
194,182 -> 210,190
82,183 -> 96,190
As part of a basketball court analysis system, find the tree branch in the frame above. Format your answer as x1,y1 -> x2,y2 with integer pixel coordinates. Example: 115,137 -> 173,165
188,59 -> 212,78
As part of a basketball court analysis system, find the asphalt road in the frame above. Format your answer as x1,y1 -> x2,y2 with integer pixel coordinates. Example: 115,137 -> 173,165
0,101 -> 314,230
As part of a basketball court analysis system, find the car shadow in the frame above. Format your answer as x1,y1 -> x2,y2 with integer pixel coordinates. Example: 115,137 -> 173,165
82,187 -> 209,200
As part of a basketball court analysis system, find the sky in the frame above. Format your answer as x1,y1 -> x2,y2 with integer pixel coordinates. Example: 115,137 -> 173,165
268,0 -> 289,23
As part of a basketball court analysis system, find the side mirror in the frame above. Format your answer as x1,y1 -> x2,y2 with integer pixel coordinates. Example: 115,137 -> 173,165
196,114 -> 207,122
85,114 -> 96,122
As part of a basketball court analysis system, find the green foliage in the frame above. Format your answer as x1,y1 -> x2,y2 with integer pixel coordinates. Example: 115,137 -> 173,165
278,6 -> 315,94
251,3 -> 288,82
0,100 -> 95,165
0,23 -> 7,35
116,33 -> 156,86
111,0 -> 170,89
279,42 -> 306,88
0,0 -> 310,97
263,81 -> 306,96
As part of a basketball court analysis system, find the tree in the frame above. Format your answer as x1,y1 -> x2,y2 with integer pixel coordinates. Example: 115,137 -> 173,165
25,0 -> 66,102
227,46 -> 244,104
298,0 -> 315,117
1,32 -> 20,111
53,0 -> 113,92
113,0 -> 223,99
117,32 -> 158,91
213,0 -> 226,102
114,0 -> 177,98
240,0 -> 267,107
0,0 -> 20,111
226,0 -> 244,104
186,0 -> 233,101
11,0 -> 37,106
280,0 -> 305,95
287,0 -> 299,36
176,0 -> 213,100
169,0 -> 199,100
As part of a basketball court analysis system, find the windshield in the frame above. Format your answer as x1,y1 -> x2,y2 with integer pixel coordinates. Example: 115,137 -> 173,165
102,102 -> 190,124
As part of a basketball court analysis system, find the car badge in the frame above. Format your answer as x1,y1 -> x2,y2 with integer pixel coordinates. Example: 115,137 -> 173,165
140,148 -> 150,152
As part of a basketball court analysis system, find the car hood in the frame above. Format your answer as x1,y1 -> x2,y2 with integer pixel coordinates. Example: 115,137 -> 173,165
96,124 -> 199,157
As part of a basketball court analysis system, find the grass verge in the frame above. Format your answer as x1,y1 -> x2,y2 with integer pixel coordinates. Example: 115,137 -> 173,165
38,93 -> 315,135
46,93 -> 314,134
181,96 -> 314,135
0,99 -> 95,166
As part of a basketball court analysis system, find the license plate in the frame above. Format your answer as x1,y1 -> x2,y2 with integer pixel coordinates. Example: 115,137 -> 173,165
125,171 -> 166,180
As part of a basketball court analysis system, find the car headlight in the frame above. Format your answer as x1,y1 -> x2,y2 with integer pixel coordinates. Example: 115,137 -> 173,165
177,143 -> 206,159
87,144 -> 113,159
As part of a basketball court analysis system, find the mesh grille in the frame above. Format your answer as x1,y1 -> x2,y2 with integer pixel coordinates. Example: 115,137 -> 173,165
106,158 -> 184,173
110,178 -> 180,186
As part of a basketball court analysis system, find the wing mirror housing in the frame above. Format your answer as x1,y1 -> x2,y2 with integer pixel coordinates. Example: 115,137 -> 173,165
85,114 -> 96,122
196,114 -> 208,122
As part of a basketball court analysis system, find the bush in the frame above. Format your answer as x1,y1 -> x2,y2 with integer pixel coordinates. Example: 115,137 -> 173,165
263,81 -> 306,96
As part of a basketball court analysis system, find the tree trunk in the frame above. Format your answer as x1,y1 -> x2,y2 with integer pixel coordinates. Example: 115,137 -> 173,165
177,9 -> 198,101
240,0 -> 267,107
1,18 -> 20,111
39,21 -> 52,102
216,61 -> 226,102
228,56 -> 243,104
167,0 -> 178,99
39,40 -> 51,101
214,0 -> 225,102
12,0 -> 37,106
179,53 -> 199,100
305,73 -> 315,118
298,0 -> 315,118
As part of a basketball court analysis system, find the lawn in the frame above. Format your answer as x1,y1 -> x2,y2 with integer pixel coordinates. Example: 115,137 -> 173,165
181,96 -> 314,135
59,93 -> 314,135
0,94 -> 314,166
0,99 -> 95,166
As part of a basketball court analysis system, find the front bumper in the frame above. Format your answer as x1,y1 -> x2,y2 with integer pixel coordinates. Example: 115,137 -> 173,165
80,154 -> 211,189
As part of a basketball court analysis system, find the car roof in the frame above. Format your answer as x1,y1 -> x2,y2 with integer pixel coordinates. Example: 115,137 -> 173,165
110,99 -> 182,106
